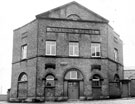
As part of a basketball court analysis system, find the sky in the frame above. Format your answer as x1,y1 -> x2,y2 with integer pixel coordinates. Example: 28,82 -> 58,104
0,0 -> 135,94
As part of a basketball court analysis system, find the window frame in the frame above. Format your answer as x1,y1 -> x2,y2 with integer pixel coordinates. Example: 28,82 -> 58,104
69,71 -> 78,79
45,41 -> 56,56
114,48 -> 118,61
91,43 -> 101,57
18,73 -> 28,82
92,75 -> 102,88
21,44 -> 27,60
45,75 -> 55,87
69,42 -> 79,57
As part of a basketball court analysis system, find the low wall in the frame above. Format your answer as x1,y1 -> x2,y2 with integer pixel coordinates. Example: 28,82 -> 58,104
130,79 -> 135,97
109,82 -> 121,98
0,94 -> 7,101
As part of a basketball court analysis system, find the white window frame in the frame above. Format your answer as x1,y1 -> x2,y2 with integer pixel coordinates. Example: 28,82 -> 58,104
21,44 -> 27,59
46,75 -> 54,81
69,42 -> 79,56
91,43 -> 101,57
20,74 -> 28,82
114,48 -> 118,61
70,71 -> 77,79
46,41 -> 56,56
46,75 -> 55,87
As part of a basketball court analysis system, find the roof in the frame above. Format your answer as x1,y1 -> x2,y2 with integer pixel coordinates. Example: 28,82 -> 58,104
36,1 -> 109,23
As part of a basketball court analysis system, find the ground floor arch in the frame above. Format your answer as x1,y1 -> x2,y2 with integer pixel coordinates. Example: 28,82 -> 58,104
91,74 -> 104,99
63,69 -> 84,100
43,74 -> 56,101
17,72 -> 28,99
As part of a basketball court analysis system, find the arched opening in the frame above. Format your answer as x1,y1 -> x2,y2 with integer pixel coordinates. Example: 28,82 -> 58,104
92,74 -> 102,87
114,74 -> 120,82
67,14 -> 81,20
114,74 -> 120,88
17,73 -> 28,99
44,74 -> 56,101
46,75 -> 55,87
64,69 -> 84,100
91,74 -> 103,99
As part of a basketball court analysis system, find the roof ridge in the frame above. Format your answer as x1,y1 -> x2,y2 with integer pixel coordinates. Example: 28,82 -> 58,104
36,1 -> 76,18
36,1 -> 109,23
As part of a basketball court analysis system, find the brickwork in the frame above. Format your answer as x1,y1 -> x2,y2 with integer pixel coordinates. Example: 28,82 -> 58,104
10,1 -> 123,102
11,20 -> 37,100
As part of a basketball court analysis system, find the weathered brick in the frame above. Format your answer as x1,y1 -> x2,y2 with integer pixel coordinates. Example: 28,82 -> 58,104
10,1 -> 123,102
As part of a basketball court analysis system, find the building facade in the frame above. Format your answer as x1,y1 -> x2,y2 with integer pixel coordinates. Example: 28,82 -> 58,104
124,70 -> 135,79
10,1 -> 123,102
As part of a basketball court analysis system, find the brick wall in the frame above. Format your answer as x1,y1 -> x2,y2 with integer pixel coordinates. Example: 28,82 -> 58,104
11,20 -> 38,99
0,94 -> 7,101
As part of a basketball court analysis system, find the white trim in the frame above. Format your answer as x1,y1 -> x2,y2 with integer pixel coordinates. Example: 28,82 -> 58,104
46,41 -> 56,55
91,43 -> 101,57
69,42 -> 79,56
70,71 -> 77,79
21,44 -> 27,59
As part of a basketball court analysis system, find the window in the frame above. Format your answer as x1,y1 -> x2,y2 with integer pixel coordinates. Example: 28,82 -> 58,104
114,74 -> 120,87
69,42 -> 79,56
92,75 -> 101,87
18,73 -> 28,82
46,75 -> 55,87
114,48 -> 118,61
21,44 -> 27,59
64,70 -> 83,80
70,71 -> 77,79
91,43 -> 101,57
46,41 -> 56,55
114,74 -> 120,82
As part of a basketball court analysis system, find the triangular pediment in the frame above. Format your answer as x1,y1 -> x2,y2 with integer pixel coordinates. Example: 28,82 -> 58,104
36,1 -> 109,23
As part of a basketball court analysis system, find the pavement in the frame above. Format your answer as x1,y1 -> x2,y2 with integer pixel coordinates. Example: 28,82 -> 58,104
1,98 -> 135,104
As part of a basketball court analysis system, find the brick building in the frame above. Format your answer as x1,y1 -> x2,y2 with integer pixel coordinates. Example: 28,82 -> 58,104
10,1 -> 123,102
124,70 -> 135,79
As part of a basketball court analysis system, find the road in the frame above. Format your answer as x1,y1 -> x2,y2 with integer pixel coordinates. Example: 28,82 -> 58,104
1,98 -> 135,104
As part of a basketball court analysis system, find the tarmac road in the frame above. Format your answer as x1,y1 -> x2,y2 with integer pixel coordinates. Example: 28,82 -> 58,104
1,98 -> 135,104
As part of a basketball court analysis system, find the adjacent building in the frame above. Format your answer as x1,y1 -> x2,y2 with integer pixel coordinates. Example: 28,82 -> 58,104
10,1 -> 123,102
124,70 -> 135,79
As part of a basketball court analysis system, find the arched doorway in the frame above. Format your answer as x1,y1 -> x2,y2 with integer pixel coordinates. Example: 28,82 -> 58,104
114,74 -> 120,82
64,69 -> 84,100
17,72 -> 28,99
44,74 -> 56,101
91,74 -> 103,99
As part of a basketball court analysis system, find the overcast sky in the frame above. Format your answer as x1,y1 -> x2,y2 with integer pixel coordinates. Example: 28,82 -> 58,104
0,0 -> 135,94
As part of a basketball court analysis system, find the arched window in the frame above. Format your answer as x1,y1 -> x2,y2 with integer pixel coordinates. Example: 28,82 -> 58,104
18,73 -> 28,82
92,74 -> 102,87
67,14 -> 81,20
46,75 -> 55,87
65,70 -> 83,80
114,74 -> 120,82
18,73 -> 28,98
114,74 -> 120,87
